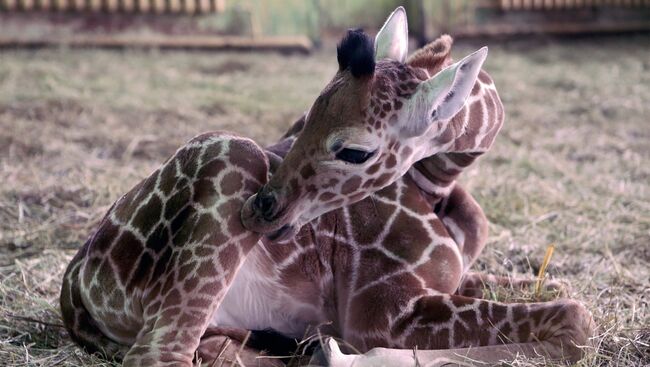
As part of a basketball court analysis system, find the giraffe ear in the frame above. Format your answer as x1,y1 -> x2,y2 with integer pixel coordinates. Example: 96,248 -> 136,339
402,47 -> 488,137
374,6 -> 408,63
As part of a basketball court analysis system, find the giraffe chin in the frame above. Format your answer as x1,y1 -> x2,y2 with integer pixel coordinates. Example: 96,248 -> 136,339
265,224 -> 298,243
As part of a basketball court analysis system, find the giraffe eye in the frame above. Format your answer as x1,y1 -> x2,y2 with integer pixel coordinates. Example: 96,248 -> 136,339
336,148 -> 374,164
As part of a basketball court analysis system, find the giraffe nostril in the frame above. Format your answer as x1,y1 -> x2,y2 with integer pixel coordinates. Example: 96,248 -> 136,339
254,190 -> 277,220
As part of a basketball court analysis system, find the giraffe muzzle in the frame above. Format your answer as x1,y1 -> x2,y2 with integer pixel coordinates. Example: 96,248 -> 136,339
241,186 -> 296,237
253,189 -> 278,221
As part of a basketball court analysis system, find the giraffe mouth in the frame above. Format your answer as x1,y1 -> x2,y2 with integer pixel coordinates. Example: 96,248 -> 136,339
265,224 -> 297,242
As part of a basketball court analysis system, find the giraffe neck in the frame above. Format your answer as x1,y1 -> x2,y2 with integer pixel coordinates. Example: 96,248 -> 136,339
409,152 -> 479,198
408,70 -> 504,198
246,173 -> 465,337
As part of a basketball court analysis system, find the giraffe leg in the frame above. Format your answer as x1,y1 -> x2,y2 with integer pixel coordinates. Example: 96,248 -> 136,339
123,278 -> 233,367
115,135 -> 268,366
457,272 -> 571,299
436,185 -> 571,299
434,184 -> 488,273
60,244 -> 129,359
344,294 -> 594,365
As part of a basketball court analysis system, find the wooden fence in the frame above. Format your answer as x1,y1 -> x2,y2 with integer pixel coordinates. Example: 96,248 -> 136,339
1,0 -> 649,44
415,0 -> 650,39
0,0 -> 225,13
0,0 -> 314,52
498,0 -> 650,10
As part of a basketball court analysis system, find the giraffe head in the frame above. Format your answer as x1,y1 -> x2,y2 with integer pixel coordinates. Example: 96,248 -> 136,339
242,7 -> 487,241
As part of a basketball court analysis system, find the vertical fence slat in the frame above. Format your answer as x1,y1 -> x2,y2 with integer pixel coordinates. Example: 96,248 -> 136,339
197,0 -> 208,13
138,0 -> 149,12
183,0 -> 194,14
3,0 -> 18,10
214,0 -> 223,12
523,0 -> 532,10
72,0 -> 84,11
54,0 -> 68,11
39,0 -> 50,10
20,0 -> 35,10
88,0 -> 100,12
122,0 -> 135,12
151,0 -> 163,13
106,0 -> 118,12
169,0 -> 180,13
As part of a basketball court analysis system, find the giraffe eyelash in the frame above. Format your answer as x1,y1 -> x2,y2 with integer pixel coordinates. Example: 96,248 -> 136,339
330,140 -> 344,153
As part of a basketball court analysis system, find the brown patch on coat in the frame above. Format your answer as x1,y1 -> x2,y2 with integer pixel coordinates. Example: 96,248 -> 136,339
348,275 -> 420,334
383,211 -> 431,263
132,194 -> 163,236
414,245 -> 462,294
197,158 -> 226,178
341,176 -> 362,195
110,230 -> 144,284
220,171 -> 244,196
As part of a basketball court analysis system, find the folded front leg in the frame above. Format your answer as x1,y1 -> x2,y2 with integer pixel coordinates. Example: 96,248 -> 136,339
196,327 -> 285,367
457,272 -> 571,299
344,293 -> 594,365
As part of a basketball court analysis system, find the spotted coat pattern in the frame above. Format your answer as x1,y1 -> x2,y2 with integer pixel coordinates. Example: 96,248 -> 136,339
60,37 -> 594,366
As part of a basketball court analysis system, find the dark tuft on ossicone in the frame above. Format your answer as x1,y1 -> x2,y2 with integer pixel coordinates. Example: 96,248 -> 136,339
337,28 -> 375,78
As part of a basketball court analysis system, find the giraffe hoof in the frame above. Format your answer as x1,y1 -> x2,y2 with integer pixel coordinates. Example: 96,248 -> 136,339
308,338 -> 344,366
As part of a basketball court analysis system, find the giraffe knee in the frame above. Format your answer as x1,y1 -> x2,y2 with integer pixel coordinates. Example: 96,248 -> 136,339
538,300 -> 595,361
558,300 -> 595,345
189,132 -> 270,190
222,136 -> 269,186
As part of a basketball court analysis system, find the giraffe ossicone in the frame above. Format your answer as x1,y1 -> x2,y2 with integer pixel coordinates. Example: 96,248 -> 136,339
60,7 -> 594,367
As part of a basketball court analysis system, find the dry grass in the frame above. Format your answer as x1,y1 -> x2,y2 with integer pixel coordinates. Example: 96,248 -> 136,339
1,35 -> 649,366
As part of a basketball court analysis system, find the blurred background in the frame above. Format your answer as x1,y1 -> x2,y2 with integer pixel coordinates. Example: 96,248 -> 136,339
2,0 -> 650,48
0,1 -> 649,366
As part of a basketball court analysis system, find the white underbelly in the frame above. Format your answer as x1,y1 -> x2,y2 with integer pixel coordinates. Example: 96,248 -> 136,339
210,247 -> 323,338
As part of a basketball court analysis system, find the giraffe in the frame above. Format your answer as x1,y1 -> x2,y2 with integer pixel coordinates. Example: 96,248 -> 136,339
59,7 -> 594,367
240,7 -> 594,365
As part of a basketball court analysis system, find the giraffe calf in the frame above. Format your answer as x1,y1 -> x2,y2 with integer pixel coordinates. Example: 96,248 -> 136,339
60,7 -> 594,367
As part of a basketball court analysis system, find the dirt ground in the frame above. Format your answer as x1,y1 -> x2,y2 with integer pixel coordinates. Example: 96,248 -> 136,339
0,35 -> 649,366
